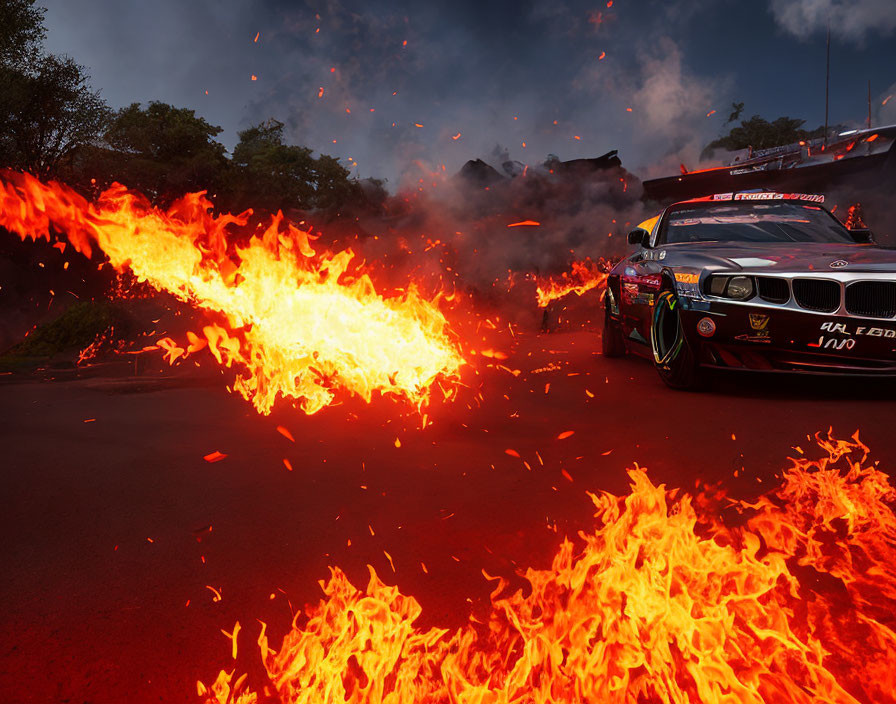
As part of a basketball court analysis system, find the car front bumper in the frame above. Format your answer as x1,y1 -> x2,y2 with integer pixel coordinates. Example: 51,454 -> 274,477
680,300 -> 896,375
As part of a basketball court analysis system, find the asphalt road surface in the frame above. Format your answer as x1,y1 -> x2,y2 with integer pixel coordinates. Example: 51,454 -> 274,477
2,330 -> 895,703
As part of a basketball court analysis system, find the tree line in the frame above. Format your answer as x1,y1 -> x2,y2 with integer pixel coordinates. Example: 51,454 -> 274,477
701,102 -> 829,159
0,0 -> 385,217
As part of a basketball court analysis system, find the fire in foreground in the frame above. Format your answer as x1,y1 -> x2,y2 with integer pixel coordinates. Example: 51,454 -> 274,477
0,171 -> 463,415
535,257 -> 610,308
200,433 -> 896,703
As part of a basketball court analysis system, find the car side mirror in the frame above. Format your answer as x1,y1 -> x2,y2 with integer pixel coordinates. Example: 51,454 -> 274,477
848,228 -> 875,244
628,228 -> 650,247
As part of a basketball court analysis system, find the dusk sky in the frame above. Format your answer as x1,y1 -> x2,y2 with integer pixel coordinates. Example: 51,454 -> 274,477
40,0 -> 896,186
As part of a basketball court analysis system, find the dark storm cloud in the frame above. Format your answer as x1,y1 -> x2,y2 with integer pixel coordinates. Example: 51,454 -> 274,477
40,0 -> 896,185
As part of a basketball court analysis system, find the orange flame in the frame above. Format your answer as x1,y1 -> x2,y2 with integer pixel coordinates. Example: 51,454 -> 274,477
199,432 -> 896,703
844,203 -> 867,230
0,172 -> 464,415
535,257 -> 610,308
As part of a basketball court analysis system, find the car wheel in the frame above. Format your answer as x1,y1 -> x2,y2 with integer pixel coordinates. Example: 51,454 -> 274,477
650,289 -> 703,389
602,293 -> 626,357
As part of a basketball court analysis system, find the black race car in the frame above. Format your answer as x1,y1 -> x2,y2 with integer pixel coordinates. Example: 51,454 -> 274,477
603,192 -> 896,388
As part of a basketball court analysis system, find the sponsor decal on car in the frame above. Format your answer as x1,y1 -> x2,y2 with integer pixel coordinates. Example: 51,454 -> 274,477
735,313 -> 772,343
808,337 -> 856,350
622,281 -> 655,307
808,321 -> 896,351
735,333 -> 772,344
674,272 -> 700,284
696,317 -> 716,337
709,191 -> 824,203
820,321 -> 896,338
749,313 -> 770,331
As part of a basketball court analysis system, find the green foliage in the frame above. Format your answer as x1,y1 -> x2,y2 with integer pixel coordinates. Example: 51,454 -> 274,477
0,54 -> 111,175
0,0 -> 45,67
0,300 -> 125,367
99,101 -> 229,203
229,118 -> 316,211
227,118 -> 360,212
0,0 -> 110,176
312,153 -> 356,210
703,113 -> 827,159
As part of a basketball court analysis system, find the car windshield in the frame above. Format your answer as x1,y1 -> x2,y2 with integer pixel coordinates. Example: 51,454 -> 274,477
659,202 -> 855,245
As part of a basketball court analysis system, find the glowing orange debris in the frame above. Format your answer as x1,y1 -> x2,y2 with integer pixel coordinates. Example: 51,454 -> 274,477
507,220 -> 540,227
205,585 -> 222,603
204,451 -> 227,463
276,426 -> 295,443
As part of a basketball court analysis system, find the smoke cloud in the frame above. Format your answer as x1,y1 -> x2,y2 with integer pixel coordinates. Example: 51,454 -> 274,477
769,0 -> 896,42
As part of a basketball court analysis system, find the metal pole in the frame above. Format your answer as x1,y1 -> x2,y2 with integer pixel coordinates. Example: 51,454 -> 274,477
824,25 -> 830,148
868,79 -> 872,129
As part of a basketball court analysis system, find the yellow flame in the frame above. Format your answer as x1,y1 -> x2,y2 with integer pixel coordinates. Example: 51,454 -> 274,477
0,171 -> 464,415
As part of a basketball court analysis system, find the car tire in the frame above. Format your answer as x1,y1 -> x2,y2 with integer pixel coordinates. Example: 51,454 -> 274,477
650,289 -> 704,390
602,292 -> 626,357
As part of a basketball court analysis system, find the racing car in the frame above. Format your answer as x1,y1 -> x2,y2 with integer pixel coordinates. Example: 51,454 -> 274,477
603,191 -> 896,388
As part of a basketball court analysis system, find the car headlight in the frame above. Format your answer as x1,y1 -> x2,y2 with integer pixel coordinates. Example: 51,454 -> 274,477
726,276 -> 754,300
707,275 -> 754,300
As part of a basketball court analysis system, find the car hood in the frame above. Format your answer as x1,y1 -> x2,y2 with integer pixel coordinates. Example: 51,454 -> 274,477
660,241 -> 896,274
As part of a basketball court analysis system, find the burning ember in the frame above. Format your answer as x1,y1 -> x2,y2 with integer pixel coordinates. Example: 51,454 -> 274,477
199,432 -> 896,703
535,257 -> 611,308
0,171 -> 464,415
844,203 -> 867,231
